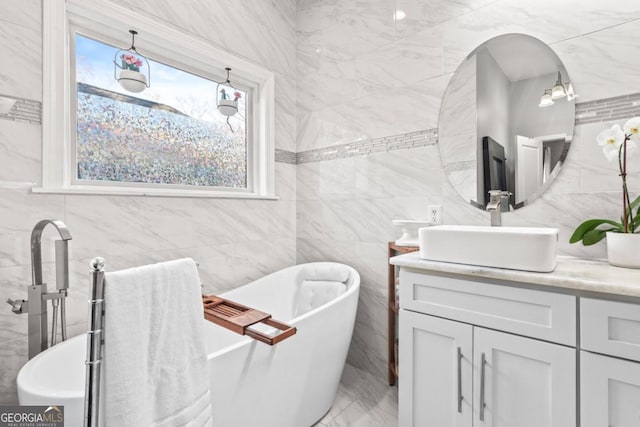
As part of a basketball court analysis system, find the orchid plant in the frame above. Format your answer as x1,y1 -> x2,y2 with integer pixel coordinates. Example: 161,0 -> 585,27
570,117 -> 640,245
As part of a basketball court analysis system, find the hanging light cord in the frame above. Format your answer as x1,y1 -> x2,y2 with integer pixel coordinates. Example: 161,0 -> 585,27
226,116 -> 235,133
129,30 -> 139,53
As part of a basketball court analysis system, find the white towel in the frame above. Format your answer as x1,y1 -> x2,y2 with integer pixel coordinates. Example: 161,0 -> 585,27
294,280 -> 347,317
102,258 -> 212,427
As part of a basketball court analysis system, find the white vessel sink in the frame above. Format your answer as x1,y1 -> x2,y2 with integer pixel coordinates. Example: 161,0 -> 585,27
419,225 -> 558,272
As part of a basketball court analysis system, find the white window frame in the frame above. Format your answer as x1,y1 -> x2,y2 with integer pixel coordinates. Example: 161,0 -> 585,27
38,0 -> 276,199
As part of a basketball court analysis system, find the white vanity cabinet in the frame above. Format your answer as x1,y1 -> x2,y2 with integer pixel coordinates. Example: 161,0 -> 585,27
392,254 -> 640,427
399,310 -> 473,427
580,299 -> 640,427
398,269 -> 577,427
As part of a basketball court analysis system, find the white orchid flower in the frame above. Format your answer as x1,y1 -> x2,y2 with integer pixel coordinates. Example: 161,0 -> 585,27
624,117 -> 640,142
573,119 -> 640,242
597,124 -> 626,161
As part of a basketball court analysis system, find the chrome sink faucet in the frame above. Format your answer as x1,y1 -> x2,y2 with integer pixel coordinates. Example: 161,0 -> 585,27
6,220 -> 72,359
486,190 -> 511,227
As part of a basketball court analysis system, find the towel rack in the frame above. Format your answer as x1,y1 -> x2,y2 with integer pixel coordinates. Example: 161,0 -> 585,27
82,259 -> 297,427
84,257 -> 105,427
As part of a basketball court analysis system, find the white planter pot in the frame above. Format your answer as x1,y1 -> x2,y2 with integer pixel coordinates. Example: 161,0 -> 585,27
606,231 -> 640,268
217,99 -> 238,116
117,69 -> 147,93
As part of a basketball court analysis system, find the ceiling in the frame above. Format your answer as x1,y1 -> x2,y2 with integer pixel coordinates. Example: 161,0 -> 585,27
484,34 -> 564,82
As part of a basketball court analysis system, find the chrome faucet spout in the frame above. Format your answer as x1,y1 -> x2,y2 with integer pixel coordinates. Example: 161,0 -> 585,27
30,220 -> 72,287
19,220 -> 73,359
486,191 -> 511,227
486,200 -> 500,211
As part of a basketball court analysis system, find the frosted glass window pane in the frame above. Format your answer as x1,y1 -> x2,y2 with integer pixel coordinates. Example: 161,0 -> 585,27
74,34 -> 247,188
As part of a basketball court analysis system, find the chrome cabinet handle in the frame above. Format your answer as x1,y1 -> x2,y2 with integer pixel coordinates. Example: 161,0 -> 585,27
457,347 -> 463,413
479,352 -> 486,421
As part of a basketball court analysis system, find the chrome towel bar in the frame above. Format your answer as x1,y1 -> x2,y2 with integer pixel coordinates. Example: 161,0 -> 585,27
84,257 -> 105,427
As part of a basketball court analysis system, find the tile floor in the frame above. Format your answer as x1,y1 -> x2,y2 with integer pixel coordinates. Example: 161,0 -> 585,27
314,364 -> 398,426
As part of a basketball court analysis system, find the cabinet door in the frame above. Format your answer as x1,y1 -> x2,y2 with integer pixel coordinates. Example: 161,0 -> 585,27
399,310 -> 473,427
474,327 -> 576,427
581,351 -> 640,427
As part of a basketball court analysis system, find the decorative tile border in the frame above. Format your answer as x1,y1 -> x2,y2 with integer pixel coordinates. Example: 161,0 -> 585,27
575,93 -> 640,125
0,96 -> 41,125
275,148 -> 296,164
295,129 -> 438,164
290,93 -> 640,164
4,92 -> 640,163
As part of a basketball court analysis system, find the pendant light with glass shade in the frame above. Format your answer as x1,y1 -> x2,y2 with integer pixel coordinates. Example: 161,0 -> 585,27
538,89 -> 554,108
551,72 -> 567,99
217,68 -> 241,116
216,67 -> 242,132
113,30 -> 150,93
538,71 -> 578,107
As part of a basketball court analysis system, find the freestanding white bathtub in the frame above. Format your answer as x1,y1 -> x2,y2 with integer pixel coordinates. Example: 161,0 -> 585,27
17,262 -> 360,427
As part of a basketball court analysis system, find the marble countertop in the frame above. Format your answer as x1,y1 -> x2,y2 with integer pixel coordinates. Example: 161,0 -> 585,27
390,252 -> 640,298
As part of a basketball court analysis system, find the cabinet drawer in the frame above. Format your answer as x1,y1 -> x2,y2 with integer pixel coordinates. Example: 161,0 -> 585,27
581,298 -> 640,362
399,269 -> 576,345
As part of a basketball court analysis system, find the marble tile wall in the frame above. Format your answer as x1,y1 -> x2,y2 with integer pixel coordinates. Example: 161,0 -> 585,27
0,0 -> 296,404
3,0 -> 639,409
296,0 -> 640,379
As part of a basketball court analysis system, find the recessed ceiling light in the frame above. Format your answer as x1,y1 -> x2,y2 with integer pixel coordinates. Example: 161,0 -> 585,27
394,10 -> 406,21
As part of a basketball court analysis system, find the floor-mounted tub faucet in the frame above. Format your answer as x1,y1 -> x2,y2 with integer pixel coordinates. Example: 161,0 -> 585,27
486,190 -> 511,226
6,220 -> 72,359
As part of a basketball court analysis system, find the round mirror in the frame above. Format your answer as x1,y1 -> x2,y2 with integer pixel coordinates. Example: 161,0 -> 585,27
438,33 -> 575,210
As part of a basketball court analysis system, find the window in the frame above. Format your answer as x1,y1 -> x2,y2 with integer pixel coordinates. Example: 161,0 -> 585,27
75,34 -> 248,189
40,1 -> 275,198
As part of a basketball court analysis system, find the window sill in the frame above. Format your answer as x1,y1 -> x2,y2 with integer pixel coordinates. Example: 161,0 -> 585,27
31,185 -> 279,200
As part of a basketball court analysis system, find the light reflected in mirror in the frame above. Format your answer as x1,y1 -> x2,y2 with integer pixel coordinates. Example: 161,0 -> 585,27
438,33 -> 575,210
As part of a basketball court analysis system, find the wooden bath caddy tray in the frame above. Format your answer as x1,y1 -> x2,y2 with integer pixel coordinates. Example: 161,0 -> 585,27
202,295 -> 296,345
